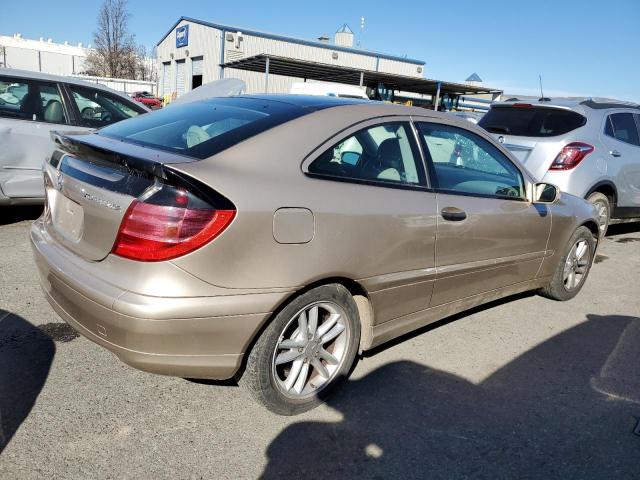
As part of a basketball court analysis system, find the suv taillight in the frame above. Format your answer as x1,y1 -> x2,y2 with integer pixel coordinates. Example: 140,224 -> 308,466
112,183 -> 235,262
548,142 -> 594,171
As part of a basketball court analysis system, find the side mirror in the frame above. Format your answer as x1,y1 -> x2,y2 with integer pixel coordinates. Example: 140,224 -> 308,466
533,182 -> 560,204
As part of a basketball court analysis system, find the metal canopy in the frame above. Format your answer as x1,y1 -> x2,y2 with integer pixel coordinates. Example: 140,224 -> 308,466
221,54 -> 502,97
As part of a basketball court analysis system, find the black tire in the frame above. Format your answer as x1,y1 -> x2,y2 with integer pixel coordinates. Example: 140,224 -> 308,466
539,226 -> 595,301
239,284 -> 361,415
586,192 -> 610,237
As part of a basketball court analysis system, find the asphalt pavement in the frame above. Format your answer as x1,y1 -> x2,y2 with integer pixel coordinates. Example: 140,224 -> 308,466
1,206 -> 639,479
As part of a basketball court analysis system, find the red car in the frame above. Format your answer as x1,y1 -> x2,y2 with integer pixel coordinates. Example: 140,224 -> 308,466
131,91 -> 162,109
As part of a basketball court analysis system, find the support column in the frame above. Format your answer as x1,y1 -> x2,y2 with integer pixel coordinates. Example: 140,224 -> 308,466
264,56 -> 270,93
434,82 -> 442,111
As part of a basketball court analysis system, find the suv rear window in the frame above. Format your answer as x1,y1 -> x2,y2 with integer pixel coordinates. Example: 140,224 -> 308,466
99,97 -> 310,159
479,105 -> 586,137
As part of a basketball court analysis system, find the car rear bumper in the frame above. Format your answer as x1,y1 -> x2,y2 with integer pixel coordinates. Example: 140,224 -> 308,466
31,218 -> 289,379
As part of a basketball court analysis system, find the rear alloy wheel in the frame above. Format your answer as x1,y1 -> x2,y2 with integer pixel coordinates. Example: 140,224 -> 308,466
540,226 -> 595,301
240,284 -> 360,415
586,192 -> 610,237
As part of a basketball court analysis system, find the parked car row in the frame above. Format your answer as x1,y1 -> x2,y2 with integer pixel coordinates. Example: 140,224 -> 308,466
0,67 -> 634,414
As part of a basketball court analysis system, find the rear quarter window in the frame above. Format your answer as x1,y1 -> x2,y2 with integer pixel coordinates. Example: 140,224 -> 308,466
479,106 -> 586,137
605,112 -> 640,146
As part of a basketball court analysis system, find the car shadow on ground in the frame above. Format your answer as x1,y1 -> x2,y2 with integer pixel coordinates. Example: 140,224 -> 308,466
0,310 -> 55,454
0,206 -> 43,227
607,222 -> 640,237
261,314 -> 640,479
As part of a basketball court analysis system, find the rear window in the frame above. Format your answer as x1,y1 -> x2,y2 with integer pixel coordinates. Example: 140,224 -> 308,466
98,97 -> 308,159
479,105 -> 586,137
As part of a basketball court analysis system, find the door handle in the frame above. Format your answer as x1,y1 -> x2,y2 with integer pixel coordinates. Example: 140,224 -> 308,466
610,150 -> 622,157
441,207 -> 467,221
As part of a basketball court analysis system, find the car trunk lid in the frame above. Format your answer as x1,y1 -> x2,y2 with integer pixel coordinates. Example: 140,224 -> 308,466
43,132 -> 200,261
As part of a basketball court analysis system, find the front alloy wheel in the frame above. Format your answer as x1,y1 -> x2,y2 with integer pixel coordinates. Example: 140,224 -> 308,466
562,239 -> 591,291
540,225 -> 595,301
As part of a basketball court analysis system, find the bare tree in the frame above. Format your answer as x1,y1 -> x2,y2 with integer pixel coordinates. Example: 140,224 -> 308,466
85,0 -> 138,78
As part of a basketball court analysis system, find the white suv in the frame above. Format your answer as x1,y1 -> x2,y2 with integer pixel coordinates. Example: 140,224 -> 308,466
480,97 -> 640,234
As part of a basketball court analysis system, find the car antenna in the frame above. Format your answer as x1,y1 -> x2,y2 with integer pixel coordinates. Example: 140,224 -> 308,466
538,75 -> 550,102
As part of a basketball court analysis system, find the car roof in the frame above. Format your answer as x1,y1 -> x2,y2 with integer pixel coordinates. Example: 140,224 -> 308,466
493,96 -> 640,114
0,68 -> 141,104
228,94 -> 461,119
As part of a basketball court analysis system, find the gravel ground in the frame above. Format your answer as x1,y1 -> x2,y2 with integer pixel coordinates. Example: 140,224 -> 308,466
1,206 -> 639,479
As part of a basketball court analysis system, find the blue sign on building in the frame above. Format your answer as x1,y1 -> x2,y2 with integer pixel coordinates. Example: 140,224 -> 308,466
176,25 -> 189,48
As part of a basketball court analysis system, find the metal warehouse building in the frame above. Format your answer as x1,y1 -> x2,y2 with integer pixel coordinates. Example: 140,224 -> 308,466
156,17 -> 426,98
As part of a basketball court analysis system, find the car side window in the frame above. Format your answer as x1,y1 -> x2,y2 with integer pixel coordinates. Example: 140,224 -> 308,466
0,77 -> 67,124
67,84 -> 143,127
308,122 -> 425,186
417,122 -> 525,200
605,113 -> 640,146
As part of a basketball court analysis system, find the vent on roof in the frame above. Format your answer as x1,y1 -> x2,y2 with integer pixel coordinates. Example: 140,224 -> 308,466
335,24 -> 354,47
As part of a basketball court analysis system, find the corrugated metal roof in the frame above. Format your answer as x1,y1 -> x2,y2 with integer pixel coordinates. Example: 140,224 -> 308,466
222,55 -> 502,97
157,17 -> 425,66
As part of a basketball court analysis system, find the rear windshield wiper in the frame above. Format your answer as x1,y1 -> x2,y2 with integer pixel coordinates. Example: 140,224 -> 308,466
484,125 -> 511,134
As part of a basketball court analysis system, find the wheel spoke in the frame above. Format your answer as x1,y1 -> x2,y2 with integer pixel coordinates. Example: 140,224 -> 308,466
321,323 -> 345,344
278,338 -> 305,349
297,310 -> 308,338
317,313 -> 340,338
575,241 -> 588,261
293,362 -> 310,394
308,306 -> 319,337
319,348 -> 339,365
284,359 -> 304,391
311,358 -> 330,379
567,270 -> 576,289
275,349 -> 303,365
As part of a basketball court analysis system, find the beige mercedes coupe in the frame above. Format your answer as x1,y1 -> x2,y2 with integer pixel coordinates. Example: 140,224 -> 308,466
32,95 -> 599,414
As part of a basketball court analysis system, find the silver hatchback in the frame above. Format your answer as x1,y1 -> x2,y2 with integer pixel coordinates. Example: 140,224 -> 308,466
479,98 -> 640,234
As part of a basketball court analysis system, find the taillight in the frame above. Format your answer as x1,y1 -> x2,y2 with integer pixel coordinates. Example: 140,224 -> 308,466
548,142 -> 594,171
112,183 -> 235,262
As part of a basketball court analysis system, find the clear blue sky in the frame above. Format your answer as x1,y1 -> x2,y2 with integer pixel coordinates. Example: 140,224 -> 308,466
2,0 -> 638,101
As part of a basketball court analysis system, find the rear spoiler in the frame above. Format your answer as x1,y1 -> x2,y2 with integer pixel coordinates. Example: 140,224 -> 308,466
50,131 -> 227,208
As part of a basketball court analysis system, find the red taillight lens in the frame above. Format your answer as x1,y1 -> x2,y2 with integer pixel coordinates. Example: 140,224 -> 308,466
548,142 -> 594,171
112,186 -> 235,262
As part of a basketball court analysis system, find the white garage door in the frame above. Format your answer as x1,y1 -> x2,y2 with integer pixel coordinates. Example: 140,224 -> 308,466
162,62 -> 171,95
176,60 -> 186,96
192,57 -> 203,76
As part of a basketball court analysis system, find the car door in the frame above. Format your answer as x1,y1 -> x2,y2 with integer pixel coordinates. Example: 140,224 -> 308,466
415,120 -> 551,306
304,118 -> 438,324
0,75 -> 73,199
600,111 -> 640,210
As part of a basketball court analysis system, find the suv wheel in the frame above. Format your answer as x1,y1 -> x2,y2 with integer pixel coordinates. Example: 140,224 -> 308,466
240,284 -> 361,415
586,192 -> 610,237
540,226 -> 595,301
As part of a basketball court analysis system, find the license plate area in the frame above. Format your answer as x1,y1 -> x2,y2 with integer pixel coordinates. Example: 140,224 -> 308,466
47,188 -> 84,243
